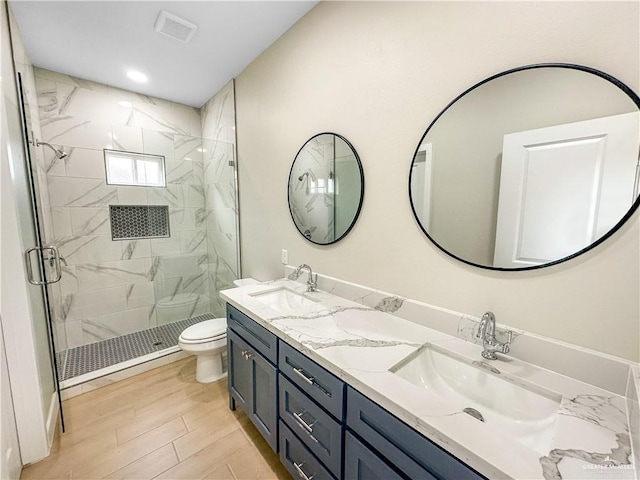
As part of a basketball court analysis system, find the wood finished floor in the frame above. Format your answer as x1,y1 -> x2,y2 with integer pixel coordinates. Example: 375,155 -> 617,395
21,357 -> 292,480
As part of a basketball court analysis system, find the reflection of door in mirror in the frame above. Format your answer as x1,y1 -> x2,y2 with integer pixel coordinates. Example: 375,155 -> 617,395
333,137 -> 362,239
494,112 -> 640,268
410,143 -> 433,229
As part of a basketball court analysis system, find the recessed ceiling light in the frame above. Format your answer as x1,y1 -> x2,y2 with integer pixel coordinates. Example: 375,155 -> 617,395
126,70 -> 148,83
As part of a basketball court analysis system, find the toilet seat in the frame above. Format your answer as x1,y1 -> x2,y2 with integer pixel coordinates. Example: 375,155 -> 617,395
179,318 -> 226,344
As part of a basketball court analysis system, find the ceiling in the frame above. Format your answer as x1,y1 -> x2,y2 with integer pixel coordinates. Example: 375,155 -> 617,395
9,1 -> 317,108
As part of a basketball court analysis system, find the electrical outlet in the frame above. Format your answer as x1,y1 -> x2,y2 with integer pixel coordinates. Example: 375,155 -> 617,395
281,249 -> 288,265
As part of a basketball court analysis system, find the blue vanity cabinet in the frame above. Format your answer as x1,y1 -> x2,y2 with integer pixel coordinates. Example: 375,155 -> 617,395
279,341 -> 345,419
346,387 -> 486,480
279,374 -> 343,476
278,341 -> 345,479
280,420 -> 336,480
226,305 -> 278,452
227,304 -> 278,363
344,431 -> 405,480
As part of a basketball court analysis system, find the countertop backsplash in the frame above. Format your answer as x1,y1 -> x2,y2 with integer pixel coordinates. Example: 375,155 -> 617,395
282,265 -> 635,398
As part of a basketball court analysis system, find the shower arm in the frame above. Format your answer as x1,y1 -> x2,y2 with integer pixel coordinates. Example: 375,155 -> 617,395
32,139 -> 67,159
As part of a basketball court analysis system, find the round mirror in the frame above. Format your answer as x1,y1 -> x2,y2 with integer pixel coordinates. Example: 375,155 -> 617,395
409,64 -> 640,270
288,133 -> 364,245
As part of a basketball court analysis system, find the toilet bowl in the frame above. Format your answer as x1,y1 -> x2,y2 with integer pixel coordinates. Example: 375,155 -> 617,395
178,318 -> 227,383
156,293 -> 202,326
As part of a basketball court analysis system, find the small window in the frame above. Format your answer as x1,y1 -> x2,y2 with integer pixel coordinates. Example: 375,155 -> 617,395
104,150 -> 166,187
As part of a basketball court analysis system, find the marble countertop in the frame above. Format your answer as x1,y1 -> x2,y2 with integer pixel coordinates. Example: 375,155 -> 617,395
220,279 -> 637,480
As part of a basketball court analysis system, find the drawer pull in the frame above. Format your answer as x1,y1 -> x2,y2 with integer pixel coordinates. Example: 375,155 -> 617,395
293,411 -> 317,436
293,367 -> 314,385
293,462 -> 315,480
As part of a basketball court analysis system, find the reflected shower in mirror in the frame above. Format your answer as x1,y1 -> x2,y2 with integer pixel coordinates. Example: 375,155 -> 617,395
409,64 -> 640,270
288,133 -> 364,245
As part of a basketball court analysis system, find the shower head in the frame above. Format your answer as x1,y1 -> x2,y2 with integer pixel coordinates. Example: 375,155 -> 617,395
34,140 -> 67,159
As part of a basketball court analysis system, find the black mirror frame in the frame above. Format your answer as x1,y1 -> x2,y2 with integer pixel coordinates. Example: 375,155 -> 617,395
408,63 -> 640,271
288,132 -> 365,246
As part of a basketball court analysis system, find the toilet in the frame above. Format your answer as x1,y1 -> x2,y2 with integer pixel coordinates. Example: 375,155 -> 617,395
177,279 -> 258,383
178,318 -> 227,383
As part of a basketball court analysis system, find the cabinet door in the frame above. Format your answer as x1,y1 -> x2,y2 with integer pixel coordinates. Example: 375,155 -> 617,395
251,348 -> 278,451
227,329 -> 278,452
344,432 -> 405,480
228,329 -> 252,412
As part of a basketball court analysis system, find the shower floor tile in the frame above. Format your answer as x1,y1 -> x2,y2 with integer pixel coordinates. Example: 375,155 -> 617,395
59,314 -> 214,381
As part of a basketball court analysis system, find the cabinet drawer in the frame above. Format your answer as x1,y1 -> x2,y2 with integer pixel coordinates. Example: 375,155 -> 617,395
279,374 -> 342,477
347,387 -> 485,480
226,304 -> 277,364
279,341 -> 344,420
345,431 -> 405,480
279,420 -> 335,480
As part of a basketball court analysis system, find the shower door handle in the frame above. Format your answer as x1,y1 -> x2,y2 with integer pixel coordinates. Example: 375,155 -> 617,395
25,245 -> 62,285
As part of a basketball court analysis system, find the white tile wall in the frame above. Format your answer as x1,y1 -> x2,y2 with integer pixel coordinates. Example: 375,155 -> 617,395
69,207 -> 110,236
63,148 -> 106,179
201,81 -> 240,317
48,177 -> 117,207
35,69 -> 239,352
75,259 -> 148,292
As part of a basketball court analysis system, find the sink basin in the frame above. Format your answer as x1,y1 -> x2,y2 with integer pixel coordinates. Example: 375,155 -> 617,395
249,287 -> 319,314
391,344 -> 560,454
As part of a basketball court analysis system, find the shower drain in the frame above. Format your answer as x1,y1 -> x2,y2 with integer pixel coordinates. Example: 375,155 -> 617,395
152,340 -> 164,346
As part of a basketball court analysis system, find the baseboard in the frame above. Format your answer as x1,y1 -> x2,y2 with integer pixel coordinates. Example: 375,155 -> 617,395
45,392 -> 58,450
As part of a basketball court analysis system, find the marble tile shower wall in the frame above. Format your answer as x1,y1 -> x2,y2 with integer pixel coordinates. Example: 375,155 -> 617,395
201,80 -> 240,316
35,68 -> 210,349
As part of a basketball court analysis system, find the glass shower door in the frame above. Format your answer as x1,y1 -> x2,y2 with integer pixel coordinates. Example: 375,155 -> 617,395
15,72 -> 66,431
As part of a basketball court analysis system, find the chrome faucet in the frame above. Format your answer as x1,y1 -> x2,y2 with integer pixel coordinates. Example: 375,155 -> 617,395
288,264 -> 317,292
475,311 -> 512,360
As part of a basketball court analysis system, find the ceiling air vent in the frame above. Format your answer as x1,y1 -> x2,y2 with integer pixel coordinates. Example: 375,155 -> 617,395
154,10 -> 198,43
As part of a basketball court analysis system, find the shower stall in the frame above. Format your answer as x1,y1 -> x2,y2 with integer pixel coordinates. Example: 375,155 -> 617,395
7,9 -> 241,407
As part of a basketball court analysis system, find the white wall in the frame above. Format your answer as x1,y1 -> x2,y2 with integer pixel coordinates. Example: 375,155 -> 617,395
0,319 -> 21,480
1,0 -> 55,464
235,1 -> 640,362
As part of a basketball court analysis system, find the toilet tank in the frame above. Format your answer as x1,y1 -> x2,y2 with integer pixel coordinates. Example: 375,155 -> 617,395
156,293 -> 208,325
